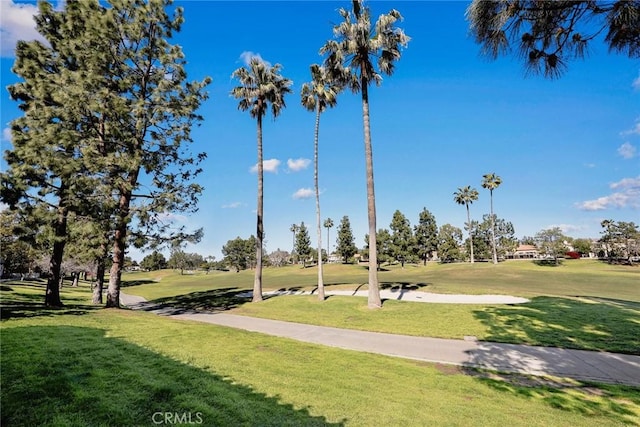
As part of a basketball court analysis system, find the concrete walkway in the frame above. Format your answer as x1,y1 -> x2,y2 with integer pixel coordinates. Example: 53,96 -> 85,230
120,293 -> 640,387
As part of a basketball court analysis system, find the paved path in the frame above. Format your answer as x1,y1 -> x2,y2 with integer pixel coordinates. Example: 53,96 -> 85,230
120,293 -> 640,387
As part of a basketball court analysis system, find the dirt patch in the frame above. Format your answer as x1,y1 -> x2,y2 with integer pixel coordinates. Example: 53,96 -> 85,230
432,363 -> 463,375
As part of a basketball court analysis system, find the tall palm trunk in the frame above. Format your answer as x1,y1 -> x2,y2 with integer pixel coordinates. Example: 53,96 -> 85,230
253,113 -> 264,302
490,190 -> 497,264
361,80 -> 381,308
466,204 -> 475,264
326,227 -> 331,260
314,104 -> 325,300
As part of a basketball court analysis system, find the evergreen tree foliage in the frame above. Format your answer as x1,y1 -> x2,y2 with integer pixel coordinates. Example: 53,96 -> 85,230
295,222 -> 312,268
389,210 -> 413,267
336,215 -> 357,263
535,227 -> 568,264
2,0 -> 210,308
2,0 -> 113,306
413,208 -> 438,265
140,251 -> 168,271
467,0 -> 640,78
364,228 -> 392,269
438,224 -> 463,263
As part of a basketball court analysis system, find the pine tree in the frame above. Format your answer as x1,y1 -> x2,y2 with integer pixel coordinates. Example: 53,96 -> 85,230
2,0 -> 109,306
336,216 -> 357,263
389,210 -> 413,268
413,208 -> 438,265
295,222 -> 312,268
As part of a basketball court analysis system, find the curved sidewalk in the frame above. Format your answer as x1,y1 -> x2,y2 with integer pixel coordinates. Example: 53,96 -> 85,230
121,293 -> 640,387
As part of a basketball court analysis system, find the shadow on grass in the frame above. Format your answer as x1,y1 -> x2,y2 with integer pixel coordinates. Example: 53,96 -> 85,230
121,279 -> 157,288
0,281 -> 98,321
460,368 -> 640,423
149,288 -> 252,313
474,296 -> 640,354
1,325 -> 343,427
533,259 -> 564,267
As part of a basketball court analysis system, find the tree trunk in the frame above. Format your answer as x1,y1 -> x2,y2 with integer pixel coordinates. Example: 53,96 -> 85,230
92,256 -> 105,305
45,202 -> 67,307
490,190 -> 498,264
92,237 -> 108,305
106,174 -> 136,308
326,227 -> 330,258
253,114 -> 264,302
314,104 -> 325,301
106,223 -> 125,308
361,80 -> 381,308
467,205 -> 475,264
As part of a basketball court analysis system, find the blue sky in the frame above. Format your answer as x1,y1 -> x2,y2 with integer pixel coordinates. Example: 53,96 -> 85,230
1,0 -> 638,261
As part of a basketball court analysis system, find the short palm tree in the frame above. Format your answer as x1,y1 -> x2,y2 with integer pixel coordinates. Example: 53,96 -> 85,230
231,58 -> 292,302
323,218 -> 334,258
454,186 -> 479,264
481,173 -> 502,264
321,0 -> 410,309
301,64 -> 342,301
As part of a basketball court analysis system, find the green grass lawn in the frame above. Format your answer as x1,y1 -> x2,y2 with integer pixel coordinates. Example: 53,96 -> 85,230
1,281 -> 639,426
122,260 -> 640,354
124,259 -> 640,302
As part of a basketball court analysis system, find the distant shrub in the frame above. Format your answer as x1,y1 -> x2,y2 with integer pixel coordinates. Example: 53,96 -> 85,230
565,251 -> 581,259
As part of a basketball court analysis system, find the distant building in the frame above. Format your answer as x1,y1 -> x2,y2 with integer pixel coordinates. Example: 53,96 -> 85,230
510,244 -> 539,259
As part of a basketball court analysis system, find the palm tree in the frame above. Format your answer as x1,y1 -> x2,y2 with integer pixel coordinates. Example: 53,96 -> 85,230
321,0 -> 410,309
453,186 -> 479,264
481,173 -> 502,265
323,218 -> 334,258
301,65 -> 342,301
231,58 -> 292,302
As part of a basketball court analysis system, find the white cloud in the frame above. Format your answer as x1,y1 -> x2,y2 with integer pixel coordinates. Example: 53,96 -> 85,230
633,73 -> 640,91
2,127 -> 11,142
610,176 -> 640,190
239,51 -> 270,67
154,212 -> 187,223
621,119 -> 640,137
250,158 -> 280,174
577,176 -> 640,211
547,224 -> 585,234
0,1 -> 46,58
222,202 -> 243,209
617,142 -> 637,159
287,158 -> 310,172
292,188 -> 314,200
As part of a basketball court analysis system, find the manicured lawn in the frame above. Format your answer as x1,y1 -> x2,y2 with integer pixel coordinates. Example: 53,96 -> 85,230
1,281 -> 639,426
122,260 -> 640,354
124,260 -> 640,302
